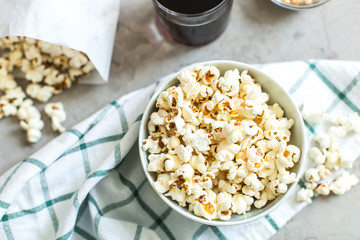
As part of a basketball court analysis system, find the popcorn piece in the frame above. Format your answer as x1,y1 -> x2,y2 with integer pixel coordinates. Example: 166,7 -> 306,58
182,81 -> 201,100
0,74 -> 17,90
328,126 -> 348,141
17,99 -> 44,143
325,147 -> 340,170
175,164 -> 194,180
147,154 -> 165,172
0,58 -> 9,75
174,145 -> 192,162
301,103 -> 325,125
218,179 -> 241,194
2,86 -> 26,106
309,147 -> 326,165
189,154 -> 207,175
183,129 -> 211,153
166,86 -> 184,109
162,135 -> 180,150
268,180 -> 288,195
269,103 -> 284,118
69,53 -> 88,68
165,187 -> 186,207
305,182 -> 317,191
277,170 -> 297,184
244,172 -> 264,192
217,192 -> 234,220
339,152 -> 356,169
232,194 -> 247,214
331,112 -> 360,133
153,173 -> 171,194
202,176 -> 213,190
240,70 -> 254,84
149,110 -> 167,125
177,65 -> 199,85
254,191 -> 269,209
304,168 -> 320,183
26,84 -> 55,102
44,102 -> 67,133
329,171 -> 359,195
0,100 -> 17,118
163,154 -> 181,172
216,69 -> 240,97
192,192 -> 217,220
222,122 -> 242,144
313,132 -> 331,150
243,84 -> 269,104
142,136 -> 162,154
316,165 -> 332,180
315,183 -> 330,196
297,188 -> 314,204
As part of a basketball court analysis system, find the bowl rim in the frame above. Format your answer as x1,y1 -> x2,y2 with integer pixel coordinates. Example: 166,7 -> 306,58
138,60 -> 307,226
269,0 -> 330,10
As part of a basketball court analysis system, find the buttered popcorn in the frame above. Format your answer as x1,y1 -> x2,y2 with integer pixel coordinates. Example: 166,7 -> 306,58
0,36 -> 95,142
143,65 -> 301,220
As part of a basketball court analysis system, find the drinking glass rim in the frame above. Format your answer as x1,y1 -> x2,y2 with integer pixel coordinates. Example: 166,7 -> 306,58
152,0 -> 228,18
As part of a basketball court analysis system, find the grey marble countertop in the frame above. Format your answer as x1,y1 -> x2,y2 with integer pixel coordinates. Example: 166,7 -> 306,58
1,0 -> 360,239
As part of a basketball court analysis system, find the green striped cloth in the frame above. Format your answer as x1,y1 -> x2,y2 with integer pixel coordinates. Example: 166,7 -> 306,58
0,60 -> 359,240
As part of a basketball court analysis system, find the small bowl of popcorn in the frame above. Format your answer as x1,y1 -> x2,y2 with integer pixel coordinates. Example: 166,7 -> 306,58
139,60 -> 306,225
270,0 -> 330,10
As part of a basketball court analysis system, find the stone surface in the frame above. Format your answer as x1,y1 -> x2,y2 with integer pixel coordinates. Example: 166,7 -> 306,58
0,0 -> 359,239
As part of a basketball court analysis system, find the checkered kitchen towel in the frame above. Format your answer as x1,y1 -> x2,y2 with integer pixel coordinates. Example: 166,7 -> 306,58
0,60 -> 359,240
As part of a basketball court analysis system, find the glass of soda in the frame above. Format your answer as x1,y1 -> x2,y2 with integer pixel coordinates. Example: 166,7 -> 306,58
152,0 -> 234,46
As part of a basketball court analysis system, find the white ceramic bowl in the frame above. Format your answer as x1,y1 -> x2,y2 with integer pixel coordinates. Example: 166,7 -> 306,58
138,60 -> 306,226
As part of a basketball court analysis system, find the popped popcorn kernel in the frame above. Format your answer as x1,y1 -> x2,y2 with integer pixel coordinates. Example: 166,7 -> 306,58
44,102 -> 67,133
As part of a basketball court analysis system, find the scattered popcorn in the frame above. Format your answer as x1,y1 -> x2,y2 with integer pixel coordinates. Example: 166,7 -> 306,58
0,36 -> 95,143
44,102 -> 67,133
297,111 -> 359,203
143,65 -> 301,220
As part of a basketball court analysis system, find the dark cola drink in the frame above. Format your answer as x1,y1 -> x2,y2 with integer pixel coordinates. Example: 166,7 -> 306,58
153,0 -> 233,46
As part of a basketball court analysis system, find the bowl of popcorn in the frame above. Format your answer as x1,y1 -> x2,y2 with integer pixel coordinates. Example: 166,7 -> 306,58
270,0 -> 330,10
139,60 -> 306,225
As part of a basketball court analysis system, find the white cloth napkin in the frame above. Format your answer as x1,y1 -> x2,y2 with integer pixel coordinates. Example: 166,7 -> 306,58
0,60 -> 359,240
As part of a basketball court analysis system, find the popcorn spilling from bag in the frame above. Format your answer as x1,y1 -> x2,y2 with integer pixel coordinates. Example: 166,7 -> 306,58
142,65 -> 302,220
0,36 -> 95,143
297,105 -> 360,204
